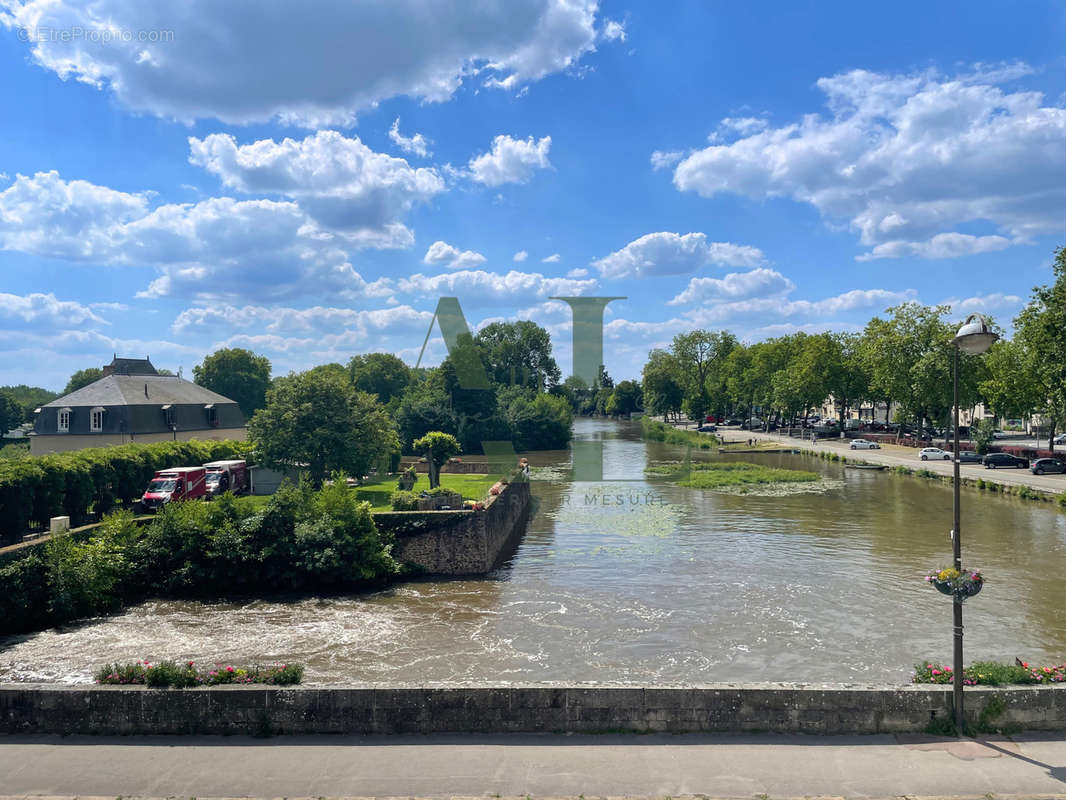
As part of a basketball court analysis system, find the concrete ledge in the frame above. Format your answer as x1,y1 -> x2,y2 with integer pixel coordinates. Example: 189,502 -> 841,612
2,683 -> 1064,736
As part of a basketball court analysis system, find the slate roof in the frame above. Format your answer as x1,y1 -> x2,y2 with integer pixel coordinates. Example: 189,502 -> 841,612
43,375 -> 236,408
107,356 -> 158,376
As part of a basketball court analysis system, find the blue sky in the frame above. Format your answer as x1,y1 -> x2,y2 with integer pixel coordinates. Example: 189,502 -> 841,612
2,0 -> 1066,391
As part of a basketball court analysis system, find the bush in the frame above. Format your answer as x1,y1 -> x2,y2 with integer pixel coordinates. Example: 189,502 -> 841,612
94,660 -> 303,687
391,490 -> 419,511
1,478 -> 397,635
914,659 -> 1065,686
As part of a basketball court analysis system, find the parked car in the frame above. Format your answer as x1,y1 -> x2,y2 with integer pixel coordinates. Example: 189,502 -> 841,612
957,450 -> 983,464
983,452 -> 1029,469
849,439 -> 880,450
1030,458 -> 1066,475
991,430 -> 1011,439
1055,433 -> 1066,445
919,447 -> 951,461
724,418 -> 744,426
697,424 -> 717,432
739,417 -> 764,430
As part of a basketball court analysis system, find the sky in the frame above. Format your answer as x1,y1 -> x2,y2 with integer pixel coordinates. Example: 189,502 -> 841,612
1,0 -> 1066,392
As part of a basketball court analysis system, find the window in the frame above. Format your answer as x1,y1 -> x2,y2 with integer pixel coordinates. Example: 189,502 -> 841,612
90,407 -> 105,432
57,408 -> 71,432
162,404 -> 175,428
205,403 -> 219,427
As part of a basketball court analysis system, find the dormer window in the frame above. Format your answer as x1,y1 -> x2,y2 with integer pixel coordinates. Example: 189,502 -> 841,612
162,404 -> 175,428
90,407 -> 105,432
57,408 -> 71,433
205,403 -> 219,427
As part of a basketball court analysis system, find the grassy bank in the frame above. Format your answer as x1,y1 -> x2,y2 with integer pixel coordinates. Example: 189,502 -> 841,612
649,460 -> 819,490
641,417 -> 716,450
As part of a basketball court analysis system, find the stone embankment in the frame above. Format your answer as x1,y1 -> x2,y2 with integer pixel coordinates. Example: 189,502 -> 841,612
1,683 -> 1064,735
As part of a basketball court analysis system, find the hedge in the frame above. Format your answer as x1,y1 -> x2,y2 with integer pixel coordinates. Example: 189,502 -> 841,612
0,439 -> 251,544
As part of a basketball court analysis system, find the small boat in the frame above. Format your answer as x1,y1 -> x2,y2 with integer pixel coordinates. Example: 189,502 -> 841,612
846,463 -> 887,470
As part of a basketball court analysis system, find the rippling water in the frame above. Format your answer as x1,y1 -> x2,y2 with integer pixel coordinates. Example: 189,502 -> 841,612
4,418 -> 1066,685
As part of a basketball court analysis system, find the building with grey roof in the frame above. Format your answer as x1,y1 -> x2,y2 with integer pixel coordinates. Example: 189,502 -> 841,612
30,356 -> 247,455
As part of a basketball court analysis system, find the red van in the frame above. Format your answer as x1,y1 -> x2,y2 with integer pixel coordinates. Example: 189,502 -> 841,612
141,466 -> 207,511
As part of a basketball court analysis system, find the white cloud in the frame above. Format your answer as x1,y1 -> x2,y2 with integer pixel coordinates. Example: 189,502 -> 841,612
0,171 -> 149,260
0,171 -> 397,303
188,131 -> 443,240
1,0 -> 607,125
566,267 -> 589,278
172,303 -> 431,337
396,268 -> 597,305
0,292 -> 106,329
671,64 -> 1066,259
513,250 -> 529,262
856,232 -> 1011,261
602,20 -> 626,42
942,292 -> 1023,317
593,232 -> 766,278
668,268 -> 795,305
650,150 -> 684,171
468,135 -> 552,186
542,253 -> 561,263
422,240 -> 487,269
388,118 -> 432,158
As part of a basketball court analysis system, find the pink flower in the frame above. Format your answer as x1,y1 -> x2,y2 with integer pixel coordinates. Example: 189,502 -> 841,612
931,669 -> 941,675
226,666 -> 234,673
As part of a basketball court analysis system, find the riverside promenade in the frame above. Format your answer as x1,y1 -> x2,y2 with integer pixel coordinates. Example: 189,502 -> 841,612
2,731 -> 1066,797
707,425 -> 1066,498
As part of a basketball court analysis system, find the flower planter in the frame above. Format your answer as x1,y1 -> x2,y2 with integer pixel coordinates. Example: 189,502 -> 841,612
931,577 -> 983,601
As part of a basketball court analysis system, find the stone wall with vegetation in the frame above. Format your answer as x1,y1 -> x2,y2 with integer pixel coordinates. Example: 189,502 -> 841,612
384,478 -> 531,575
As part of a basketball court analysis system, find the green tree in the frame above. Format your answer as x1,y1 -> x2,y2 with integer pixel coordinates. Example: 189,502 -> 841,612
0,385 -> 58,423
979,338 -> 1042,426
475,320 -> 562,390
193,348 -> 272,418
62,368 -> 104,395
641,350 -> 684,421
0,391 -> 22,437
248,370 -> 398,486
412,431 -> 461,489
347,353 -> 411,406
823,333 -> 870,428
505,393 -> 573,451
606,380 -> 643,417
1012,246 -> 1066,450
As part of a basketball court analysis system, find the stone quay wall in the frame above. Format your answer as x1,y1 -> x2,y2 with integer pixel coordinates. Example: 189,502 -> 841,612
378,478 -> 531,575
1,683 -> 1064,736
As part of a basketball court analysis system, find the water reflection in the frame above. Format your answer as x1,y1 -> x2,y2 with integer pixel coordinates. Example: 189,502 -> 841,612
2,418 -> 1065,684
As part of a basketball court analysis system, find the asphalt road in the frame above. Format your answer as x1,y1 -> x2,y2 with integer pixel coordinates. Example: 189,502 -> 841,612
2,732 -> 1066,798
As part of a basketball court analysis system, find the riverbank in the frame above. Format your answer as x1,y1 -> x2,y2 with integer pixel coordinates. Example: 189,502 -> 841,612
676,423 -> 1066,504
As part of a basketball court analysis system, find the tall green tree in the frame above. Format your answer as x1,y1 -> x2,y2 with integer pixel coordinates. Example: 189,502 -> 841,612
347,353 -> 411,406
1012,246 -> 1066,450
248,371 -> 398,486
641,350 -> 684,420
0,391 -> 22,436
62,368 -> 103,395
978,338 -> 1043,428
193,348 -> 272,418
475,320 -> 562,390
606,380 -> 643,416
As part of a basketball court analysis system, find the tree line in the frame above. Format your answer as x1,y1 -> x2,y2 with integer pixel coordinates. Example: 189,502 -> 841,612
641,247 -> 1066,451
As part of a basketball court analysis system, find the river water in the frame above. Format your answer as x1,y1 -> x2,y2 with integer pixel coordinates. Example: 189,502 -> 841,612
3,418 -> 1066,685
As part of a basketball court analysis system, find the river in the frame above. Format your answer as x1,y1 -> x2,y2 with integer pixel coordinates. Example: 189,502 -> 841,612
3,418 -> 1065,684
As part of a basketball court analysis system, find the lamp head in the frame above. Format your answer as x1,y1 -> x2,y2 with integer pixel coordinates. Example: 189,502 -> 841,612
953,313 -> 999,355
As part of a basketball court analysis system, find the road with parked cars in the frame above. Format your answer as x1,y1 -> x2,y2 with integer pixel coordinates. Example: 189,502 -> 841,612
681,421 -> 1066,497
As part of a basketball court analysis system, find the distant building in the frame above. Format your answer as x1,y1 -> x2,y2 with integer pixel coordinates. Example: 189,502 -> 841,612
30,356 -> 247,455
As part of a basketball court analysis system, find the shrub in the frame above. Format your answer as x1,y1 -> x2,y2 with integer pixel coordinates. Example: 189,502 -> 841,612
94,660 -> 303,687
391,490 -> 419,511
914,659 -> 1065,686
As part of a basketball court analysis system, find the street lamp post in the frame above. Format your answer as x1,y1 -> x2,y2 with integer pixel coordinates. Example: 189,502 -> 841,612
950,313 -> 999,733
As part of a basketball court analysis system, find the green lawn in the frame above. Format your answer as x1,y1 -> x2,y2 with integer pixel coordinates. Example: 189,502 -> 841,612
235,472 -> 500,513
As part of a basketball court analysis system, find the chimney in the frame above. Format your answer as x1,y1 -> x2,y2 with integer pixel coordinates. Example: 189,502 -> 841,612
144,383 -> 149,398
102,365 -> 114,377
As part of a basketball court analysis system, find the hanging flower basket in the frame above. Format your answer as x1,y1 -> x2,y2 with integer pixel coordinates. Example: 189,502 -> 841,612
925,567 -> 984,602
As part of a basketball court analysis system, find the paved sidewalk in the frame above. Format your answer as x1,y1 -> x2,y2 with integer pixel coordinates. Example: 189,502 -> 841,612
2,732 -> 1066,798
